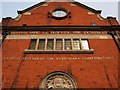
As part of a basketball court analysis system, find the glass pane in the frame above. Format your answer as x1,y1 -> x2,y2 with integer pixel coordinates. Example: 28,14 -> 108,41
73,39 -> 80,50
65,39 -> 72,50
29,39 -> 37,50
81,40 -> 89,50
52,10 -> 67,17
56,39 -> 62,50
47,39 -> 54,50
38,39 -> 45,50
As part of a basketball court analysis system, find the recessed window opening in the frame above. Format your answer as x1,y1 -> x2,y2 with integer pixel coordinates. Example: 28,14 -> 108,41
38,39 -> 45,50
29,39 -> 37,50
56,39 -> 63,50
65,39 -> 72,50
47,39 -> 54,50
28,38 -> 92,52
73,39 -> 80,50
81,39 -> 89,50
52,10 -> 67,18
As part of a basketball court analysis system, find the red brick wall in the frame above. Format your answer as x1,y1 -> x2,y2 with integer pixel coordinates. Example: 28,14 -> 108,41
2,39 -> 118,88
2,1 -> 119,89
7,2 -> 111,26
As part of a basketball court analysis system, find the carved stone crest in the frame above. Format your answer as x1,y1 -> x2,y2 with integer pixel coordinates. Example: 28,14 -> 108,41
40,71 -> 77,89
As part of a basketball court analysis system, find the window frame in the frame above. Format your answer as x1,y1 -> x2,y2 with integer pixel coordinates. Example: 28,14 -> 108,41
25,38 -> 94,54
29,39 -> 37,50
52,10 -> 67,18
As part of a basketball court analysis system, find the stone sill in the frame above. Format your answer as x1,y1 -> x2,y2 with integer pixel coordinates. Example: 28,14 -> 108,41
24,49 -> 94,54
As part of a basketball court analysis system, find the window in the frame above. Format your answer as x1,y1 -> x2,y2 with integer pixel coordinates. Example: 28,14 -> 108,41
50,8 -> 69,19
52,10 -> 67,18
25,38 -> 93,54
65,39 -> 72,50
38,39 -> 45,50
29,39 -> 37,50
81,39 -> 89,50
73,39 -> 80,50
47,39 -> 54,50
56,39 -> 62,50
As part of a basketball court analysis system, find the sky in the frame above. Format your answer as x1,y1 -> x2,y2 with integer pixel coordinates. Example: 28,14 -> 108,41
0,0 -> 120,23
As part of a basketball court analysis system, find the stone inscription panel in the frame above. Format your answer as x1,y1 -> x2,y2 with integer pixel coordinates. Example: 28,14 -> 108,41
3,56 -> 115,61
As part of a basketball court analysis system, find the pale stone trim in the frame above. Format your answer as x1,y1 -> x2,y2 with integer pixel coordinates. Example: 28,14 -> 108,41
10,31 -> 108,35
99,36 -> 109,39
97,14 -> 104,20
24,49 -> 94,54
5,34 -> 113,39
71,3 -> 77,6
23,12 -> 31,15
88,11 -> 95,15
35,39 -> 39,50
41,3 -> 48,6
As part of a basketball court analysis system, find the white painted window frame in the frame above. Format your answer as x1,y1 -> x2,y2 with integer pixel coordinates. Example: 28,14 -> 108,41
25,38 -> 94,54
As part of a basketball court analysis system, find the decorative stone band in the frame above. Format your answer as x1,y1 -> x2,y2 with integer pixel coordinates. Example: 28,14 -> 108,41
24,49 -> 94,54
0,34 -> 114,39
9,31 -> 108,35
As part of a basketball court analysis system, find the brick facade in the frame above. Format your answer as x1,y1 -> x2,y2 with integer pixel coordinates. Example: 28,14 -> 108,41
1,0 -> 119,89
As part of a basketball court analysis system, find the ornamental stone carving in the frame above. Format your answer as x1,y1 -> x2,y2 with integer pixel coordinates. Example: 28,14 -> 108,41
40,71 -> 77,90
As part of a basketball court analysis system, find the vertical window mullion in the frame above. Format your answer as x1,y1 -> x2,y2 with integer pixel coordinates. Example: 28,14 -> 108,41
71,38 -> 73,50
63,38 -> 64,51
79,38 -> 82,50
54,39 -> 56,50
35,39 -> 39,50
45,39 -> 47,50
